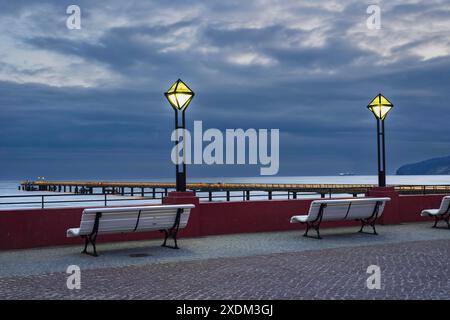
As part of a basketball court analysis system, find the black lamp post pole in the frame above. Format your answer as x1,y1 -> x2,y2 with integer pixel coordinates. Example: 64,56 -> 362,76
376,118 -> 386,187
174,109 -> 187,192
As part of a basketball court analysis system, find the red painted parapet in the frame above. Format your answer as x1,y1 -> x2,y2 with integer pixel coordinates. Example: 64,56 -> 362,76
367,187 -> 400,224
0,190 -> 446,250
398,194 -> 446,222
0,208 -> 171,250
163,191 -> 201,237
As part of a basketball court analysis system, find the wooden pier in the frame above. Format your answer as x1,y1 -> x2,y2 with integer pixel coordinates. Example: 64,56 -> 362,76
19,180 -> 450,201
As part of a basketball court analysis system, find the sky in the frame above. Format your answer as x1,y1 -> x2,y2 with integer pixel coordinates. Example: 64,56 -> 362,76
0,0 -> 449,180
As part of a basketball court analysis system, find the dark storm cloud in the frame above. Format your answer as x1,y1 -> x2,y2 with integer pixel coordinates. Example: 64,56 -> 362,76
1,0 -> 450,179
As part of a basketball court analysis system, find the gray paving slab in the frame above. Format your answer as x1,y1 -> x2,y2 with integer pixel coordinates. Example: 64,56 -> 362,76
1,238 -> 449,299
1,222 -> 449,278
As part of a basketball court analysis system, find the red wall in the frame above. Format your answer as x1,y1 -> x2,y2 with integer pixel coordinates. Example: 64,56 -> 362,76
398,194 -> 445,222
0,192 -> 444,250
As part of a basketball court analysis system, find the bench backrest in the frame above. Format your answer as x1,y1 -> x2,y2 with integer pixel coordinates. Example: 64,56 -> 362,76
438,196 -> 450,214
306,198 -> 390,222
77,204 -> 195,236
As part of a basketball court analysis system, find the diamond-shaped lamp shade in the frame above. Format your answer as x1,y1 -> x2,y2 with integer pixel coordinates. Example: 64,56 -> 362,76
164,79 -> 195,111
367,93 -> 393,120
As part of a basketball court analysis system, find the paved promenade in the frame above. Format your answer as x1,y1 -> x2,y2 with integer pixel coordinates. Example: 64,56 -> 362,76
0,222 -> 449,299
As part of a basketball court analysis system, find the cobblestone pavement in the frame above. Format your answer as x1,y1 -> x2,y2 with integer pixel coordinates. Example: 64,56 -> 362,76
2,222 -> 450,278
1,239 -> 449,299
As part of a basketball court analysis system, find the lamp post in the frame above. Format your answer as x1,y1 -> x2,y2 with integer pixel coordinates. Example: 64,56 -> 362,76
164,79 -> 195,192
367,93 -> 393,187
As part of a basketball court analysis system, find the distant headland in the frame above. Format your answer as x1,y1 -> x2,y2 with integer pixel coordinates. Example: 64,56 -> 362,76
397,155 -> 450,175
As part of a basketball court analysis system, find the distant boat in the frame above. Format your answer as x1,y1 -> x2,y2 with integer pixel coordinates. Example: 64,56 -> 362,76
339,172 -> 355,176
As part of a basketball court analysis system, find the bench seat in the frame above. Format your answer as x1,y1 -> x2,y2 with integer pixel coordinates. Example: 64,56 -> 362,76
67,204 -> 195,256
291,197 -> 390,239
420,196 -> 450,229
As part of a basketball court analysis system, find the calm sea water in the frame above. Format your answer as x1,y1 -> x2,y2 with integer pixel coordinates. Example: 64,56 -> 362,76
1,175 -> 449,210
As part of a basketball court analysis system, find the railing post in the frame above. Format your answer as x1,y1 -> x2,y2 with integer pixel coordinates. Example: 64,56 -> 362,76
268,191 -> 272,200
41,195 -> 44,209
104,194 -> 107,206
226,191 -> 230,201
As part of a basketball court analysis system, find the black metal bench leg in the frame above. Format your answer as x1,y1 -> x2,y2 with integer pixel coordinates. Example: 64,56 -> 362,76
82,236 -> 89,254
303,223 -> 310,237
173,236 -> 179,249
161,230 -> 168,247
303,223 -> 322,239
371,223 -> 378,235
314,225 -> 322,239
161,228 -> 180,249
432,217 -> 439,228
91,234 -> 98,257
359,220 -> 378,235
81,234 -> 99,257
359,221 -> 365,233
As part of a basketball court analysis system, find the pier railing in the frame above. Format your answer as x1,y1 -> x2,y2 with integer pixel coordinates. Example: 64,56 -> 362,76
0,193 -> 165,209
0,189 -> 366,210
3,183 -> 450,210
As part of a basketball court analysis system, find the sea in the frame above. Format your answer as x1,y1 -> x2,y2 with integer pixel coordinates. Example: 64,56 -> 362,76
1,175 -> 449,210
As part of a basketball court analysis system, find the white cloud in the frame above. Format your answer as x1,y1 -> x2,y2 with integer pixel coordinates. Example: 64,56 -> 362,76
227,52 -> 277,66
1,0 -> 449,88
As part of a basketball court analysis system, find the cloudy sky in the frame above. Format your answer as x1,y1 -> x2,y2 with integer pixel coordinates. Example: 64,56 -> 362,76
0,0 -> 449,180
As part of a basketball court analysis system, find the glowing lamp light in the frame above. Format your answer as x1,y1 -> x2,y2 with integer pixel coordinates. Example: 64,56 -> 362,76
367,93 -> 393,120
164,79 -> 195,111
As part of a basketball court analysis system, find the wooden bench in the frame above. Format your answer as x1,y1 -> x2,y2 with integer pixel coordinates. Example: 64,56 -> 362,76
290,198 -> 390,239
67,204 -> 195,256
420,196 -> 450,229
